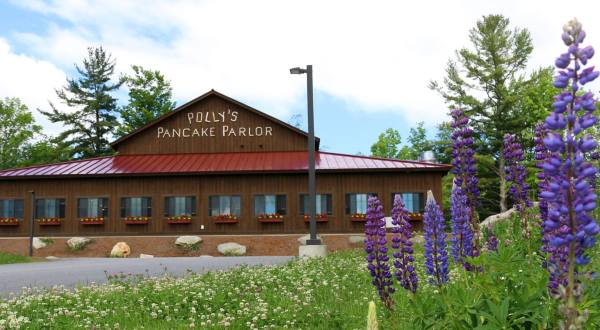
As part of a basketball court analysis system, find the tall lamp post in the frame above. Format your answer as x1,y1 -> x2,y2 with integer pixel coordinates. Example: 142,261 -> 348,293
290,65 -> 321,246
28,191 -> 35,257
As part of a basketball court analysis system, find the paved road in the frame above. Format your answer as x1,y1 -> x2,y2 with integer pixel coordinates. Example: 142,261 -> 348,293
0,256 -> 294,298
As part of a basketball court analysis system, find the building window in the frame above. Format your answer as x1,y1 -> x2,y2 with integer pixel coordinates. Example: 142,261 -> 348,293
209,195 -> 241,217
299,194 -> 333,215
77,198 -> 109,218
120,197 -> 152,217
0,199 -> 24,219
164,196 -> 196,216
254,195 -> 286,216
345,193 -> 377,214
35,198 -> 66,218
392,192 -> 425,213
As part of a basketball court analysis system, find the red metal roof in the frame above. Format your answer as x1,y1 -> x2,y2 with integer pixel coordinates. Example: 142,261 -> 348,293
0,151 -> 451,179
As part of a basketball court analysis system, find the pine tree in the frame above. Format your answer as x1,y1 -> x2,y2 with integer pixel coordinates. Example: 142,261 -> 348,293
429,14 -> 545,212
40,46 -> 122,158
116,65 -> 176,137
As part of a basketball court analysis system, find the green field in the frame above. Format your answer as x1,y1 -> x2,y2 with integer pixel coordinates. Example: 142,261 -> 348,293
0,220 -> 599,329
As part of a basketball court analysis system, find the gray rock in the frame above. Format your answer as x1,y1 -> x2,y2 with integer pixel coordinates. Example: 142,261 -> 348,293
33,237 -> 50,250
139,254 -> 154,259
67,237 -> 92,250
217,242 -> 247,256
175,236 -> 202,247
297,234 -> 322,245
348,235 -> 365,244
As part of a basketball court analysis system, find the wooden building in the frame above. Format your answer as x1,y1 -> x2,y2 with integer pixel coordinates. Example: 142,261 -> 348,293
0,90 -> 450,242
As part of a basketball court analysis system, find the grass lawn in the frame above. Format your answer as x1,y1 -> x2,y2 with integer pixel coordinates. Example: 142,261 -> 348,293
0,220 -> 599,329
0,252 -> 35,265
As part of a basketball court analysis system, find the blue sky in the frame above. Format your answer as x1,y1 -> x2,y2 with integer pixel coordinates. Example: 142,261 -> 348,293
1,0 -> 599,155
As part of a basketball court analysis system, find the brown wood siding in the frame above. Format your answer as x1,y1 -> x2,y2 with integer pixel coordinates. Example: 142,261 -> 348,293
0,171 -> 443,237
115,95 -> 309,155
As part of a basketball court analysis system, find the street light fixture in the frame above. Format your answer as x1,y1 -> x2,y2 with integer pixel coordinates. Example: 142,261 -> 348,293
290,65 -> 321,246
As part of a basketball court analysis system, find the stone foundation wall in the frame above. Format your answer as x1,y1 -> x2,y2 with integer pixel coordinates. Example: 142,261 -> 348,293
0,234 -> 366,258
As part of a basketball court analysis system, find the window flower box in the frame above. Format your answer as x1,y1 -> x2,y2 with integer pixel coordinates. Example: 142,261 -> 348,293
79,217 -> 105,225
350,213 -> 367,222
303,214 -> 329,222
213,214 -> 239,224
167,215 -> 192,224
408,212 -> 423,221
37,218 -> 62,226
0,218 -> 20,226
257,213 -> 284,223
123,216 -> 150,225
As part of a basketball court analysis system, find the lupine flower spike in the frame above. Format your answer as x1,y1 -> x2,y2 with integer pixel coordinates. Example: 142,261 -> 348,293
503,133 -> 533,258
486,224 -> 498,253
390,194 -> 418,293
450,109 -> 481,257
450,182 -> 474,268
541,18 -> 600,329
364,196 -> 395,309
423,190 -> 449,286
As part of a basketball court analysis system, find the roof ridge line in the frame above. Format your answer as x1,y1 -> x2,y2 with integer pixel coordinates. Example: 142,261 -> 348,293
318,151 -> 450,167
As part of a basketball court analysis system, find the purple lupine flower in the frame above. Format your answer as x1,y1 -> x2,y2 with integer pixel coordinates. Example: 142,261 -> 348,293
503,133 -> 533,240
541,19 -> 600,326
486,224 -> 498,252
535,123 -> 550,225
423,191 -> 449,286
503,133 -> 532,212
450,109 -> 481,256
390,194 -> 418,293
450,183 -> 473,266
364,195 -> 394,308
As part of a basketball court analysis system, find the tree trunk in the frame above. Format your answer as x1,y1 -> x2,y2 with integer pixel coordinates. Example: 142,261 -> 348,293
499,155 -> 507,212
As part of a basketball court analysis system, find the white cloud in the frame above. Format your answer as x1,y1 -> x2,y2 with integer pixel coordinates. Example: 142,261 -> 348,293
0,38 -> 66,135
5,0 -> 600,131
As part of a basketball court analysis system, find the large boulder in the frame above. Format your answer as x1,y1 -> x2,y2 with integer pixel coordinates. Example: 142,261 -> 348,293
33,237 -> 51,250
67,237 -> 92,251
297,234 -> 322,245
217,242 -> 247,256
110,242 -> 131,258
348,235 -> 366,244
175,236 -> 202,250
480,202 -> 539,228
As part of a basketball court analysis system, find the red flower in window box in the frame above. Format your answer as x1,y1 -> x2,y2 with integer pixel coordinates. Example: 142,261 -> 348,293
79,217 -> 105,225
213,214 -> 239,224
303,214 -> 329,222
408,212 -> 423,221
36,218 -> 62,226
257,213 -> 284,223
167,215 -> 192,224
123,216 -> 150,225
0,217 -> 20,226
351,213 -> 367,222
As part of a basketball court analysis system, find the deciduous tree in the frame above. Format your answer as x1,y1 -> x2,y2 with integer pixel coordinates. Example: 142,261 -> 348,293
116,65 -> 176,137
0,97 -> 41,169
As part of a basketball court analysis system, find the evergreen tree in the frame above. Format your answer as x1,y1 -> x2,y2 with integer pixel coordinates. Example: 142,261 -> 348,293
40,46 -> 122,158
116,65 -> 176,137
430,14 -> 545,212
0,97 -> 41,169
